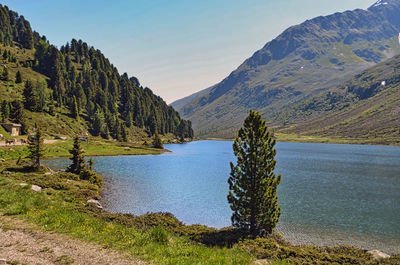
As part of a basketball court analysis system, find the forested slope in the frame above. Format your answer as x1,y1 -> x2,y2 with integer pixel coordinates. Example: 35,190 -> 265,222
0,4 -> 193,141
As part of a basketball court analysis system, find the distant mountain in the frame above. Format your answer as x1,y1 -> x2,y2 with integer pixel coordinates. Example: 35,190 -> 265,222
280,53 -> 400,144
173,0 -> 400,138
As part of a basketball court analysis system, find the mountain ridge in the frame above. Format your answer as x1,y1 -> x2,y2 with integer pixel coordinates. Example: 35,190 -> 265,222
173,0 -> 400,138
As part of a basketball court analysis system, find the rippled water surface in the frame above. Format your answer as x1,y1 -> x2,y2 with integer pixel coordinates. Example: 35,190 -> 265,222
45,141 -> 400,253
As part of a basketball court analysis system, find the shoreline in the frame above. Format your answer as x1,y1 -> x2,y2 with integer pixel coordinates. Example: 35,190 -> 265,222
1,158 -> 398,263
96,158 -> 399,256
100,179 -> 400,256
201,135 -> 400,146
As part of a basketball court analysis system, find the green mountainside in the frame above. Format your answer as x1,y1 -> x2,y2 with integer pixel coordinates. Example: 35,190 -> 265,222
0,4 -> 193,141
172,0 -> 400,139
279,53 -> 400,144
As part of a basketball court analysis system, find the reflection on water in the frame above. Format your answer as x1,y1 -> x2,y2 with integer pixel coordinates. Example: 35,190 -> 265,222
45,141 -> 400,253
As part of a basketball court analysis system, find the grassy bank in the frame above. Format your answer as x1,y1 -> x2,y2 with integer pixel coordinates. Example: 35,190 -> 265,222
0,138 -> 165,160
0,159 -> 398,264
275,133 -> 400,146
204,134 -> 400,146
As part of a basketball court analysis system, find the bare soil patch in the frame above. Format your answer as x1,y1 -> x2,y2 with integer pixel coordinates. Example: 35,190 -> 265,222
0,215 -> 148,265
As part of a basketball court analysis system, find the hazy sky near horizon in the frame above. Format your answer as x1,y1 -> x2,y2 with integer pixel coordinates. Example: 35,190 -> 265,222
1,0 -> 372,103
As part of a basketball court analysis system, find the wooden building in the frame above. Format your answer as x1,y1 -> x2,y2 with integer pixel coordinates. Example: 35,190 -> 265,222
1,123 -> 22,136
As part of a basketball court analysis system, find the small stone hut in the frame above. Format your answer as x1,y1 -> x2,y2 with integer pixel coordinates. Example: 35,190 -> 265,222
1,123 -> 22,136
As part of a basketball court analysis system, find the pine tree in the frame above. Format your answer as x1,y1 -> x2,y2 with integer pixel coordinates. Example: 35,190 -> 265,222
152,133 -> 163,149
27,127 -> 45,170
15,70 -> 22,83
87,157 -> 95,171
67,136 -> 86,174
71,96 -> 79,120
1,66 -> 9,81
121,123 -> 128,142
227,110 -> 282,237
1,100 -> 9,122
23,80 -> 37,111
11,100 -> 26,134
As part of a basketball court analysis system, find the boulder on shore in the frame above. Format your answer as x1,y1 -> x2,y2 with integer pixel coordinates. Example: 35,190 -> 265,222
87,199 -> 103,209
31,185 -> 42,192
367,250 -> 390,259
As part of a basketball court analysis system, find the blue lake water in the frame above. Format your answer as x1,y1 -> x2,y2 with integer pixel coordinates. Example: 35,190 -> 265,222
45,141 -> 400,253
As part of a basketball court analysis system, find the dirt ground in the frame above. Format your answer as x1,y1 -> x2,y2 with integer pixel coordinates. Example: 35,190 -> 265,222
0,139 -> 58,147
0,215 -> 148,265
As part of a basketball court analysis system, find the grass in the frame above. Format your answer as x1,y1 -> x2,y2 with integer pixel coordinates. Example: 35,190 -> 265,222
0,138 -> 165,160
274,133 -> 400,146
0,161 -> 253,265
0,159 -> 399,264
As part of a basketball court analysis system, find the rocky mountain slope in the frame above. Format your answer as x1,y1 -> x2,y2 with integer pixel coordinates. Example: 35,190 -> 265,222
279,53 -> 400,144
173,0 -> 400,138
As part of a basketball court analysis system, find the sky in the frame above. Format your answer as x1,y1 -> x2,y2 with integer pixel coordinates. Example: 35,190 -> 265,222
1,0 -> 372,103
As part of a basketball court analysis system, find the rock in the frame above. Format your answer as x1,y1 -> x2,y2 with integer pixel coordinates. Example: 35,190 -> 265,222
0,159 -> 5,162
19,183 -> 28,186
31,185 -> 42,192
0,258 -> 7,264
367,250 -> 390,259
254,260 -> 269,265
87,199 -> 103,209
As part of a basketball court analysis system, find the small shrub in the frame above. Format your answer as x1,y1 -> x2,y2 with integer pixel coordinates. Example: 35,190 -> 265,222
150,226 -> 169,245
58,172 -> 80,181
80,169 -> 103,187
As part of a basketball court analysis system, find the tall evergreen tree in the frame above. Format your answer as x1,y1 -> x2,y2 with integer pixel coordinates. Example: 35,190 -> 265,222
23,80 -> 36,111
1,66 -> 8,81
67,136 -> 86,174
87,157 -> 95,171
11,100 -> 26,134
15,70 -> 22,83
71,95 -> 79,120
152,132 -> 163,149
35,80 -> 49,112
227,110 -> 282,237
1,100 -> 9,122
27,127 -> 45,170
121,123 -> 128,142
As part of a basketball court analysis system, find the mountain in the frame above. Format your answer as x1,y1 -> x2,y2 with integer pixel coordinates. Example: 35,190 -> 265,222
279,53 -> 400,144
172,0 -> 400,138
0,4 -> 193,140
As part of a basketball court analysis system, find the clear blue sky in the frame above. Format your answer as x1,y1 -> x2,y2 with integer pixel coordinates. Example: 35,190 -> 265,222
1,0 -> 372,103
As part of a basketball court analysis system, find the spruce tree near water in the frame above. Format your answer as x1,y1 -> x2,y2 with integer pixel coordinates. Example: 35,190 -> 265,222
27,127 -> 45,170
67,136 -> 86,174
227,110 -> 281,237
152,133 -> 163,149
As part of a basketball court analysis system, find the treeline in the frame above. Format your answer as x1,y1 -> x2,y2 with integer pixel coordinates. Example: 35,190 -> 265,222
0,4 -> 193,140
0,4 -> 35,49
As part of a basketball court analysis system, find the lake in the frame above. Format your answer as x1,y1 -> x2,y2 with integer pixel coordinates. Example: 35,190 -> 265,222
45,141 -> 400,253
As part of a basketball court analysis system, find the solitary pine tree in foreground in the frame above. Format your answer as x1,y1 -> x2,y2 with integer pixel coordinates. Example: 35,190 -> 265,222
27,127 -> 45,170
228,110 -> 281,237
67,136 -> 86,174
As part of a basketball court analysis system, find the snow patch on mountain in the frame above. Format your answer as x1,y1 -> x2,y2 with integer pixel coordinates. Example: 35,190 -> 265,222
371,0 -> 389,8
